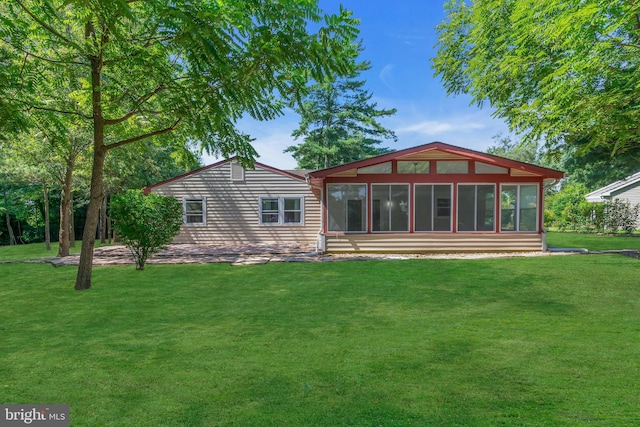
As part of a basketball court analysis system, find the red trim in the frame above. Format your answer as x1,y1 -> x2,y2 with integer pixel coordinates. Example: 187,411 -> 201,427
308,142 -> 564,180
143,157 -> 307,194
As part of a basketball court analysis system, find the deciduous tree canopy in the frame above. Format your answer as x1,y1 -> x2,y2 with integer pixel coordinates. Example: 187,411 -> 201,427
1,0 -> 360,289
433,0 -> 640,156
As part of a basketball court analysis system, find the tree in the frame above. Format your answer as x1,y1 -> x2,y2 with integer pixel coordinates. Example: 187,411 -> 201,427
556,140 -> 640,191
110,190 -> 182,270
486,133 -> 541,165
433,0 -> 640,157
286,60 -> 397,169
2,0 -> 359,289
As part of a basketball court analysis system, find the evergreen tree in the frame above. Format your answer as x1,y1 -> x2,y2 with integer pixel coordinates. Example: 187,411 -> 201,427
286,61 -> 397,169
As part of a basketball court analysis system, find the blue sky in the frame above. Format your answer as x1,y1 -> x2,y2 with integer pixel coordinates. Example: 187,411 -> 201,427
204,0 -> 510,169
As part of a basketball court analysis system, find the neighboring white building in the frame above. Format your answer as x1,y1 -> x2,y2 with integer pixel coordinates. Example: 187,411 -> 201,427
585,171 -> 640,205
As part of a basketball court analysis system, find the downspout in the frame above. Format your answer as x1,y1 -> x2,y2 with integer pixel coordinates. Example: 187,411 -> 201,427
541,178 -> 561,251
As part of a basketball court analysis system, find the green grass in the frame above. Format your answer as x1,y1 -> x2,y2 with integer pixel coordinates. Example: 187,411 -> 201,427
1,254 -> 639,425
0,241 -> 110,262
547,231 -> 640,251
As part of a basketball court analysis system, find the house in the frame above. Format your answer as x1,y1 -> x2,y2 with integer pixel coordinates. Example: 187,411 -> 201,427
144,142 -> 564,252
143,160 -> 322,246
585,171 -> 640,205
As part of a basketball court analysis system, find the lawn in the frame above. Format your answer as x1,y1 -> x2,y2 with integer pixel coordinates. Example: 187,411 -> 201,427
546,231 -> 640,251
1,251 -> 639,425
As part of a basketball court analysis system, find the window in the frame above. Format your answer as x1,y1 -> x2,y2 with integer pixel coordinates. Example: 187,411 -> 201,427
457,184 -> 495,231
327,184 -> 367,232
398,161 -> 430,174
357,162 -> 392,174
184,197 -> 205,225
501,184 -> 538,231
372,184 -> 409,232
259,196 -> 304,225
415,184 -> 452,231
260,198 -> 280,224
283,198 -> 302,223
437,161 -> 468,174
475,162 -> 508,174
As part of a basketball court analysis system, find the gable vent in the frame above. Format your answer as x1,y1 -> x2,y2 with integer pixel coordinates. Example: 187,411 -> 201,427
230,161 -> 245,181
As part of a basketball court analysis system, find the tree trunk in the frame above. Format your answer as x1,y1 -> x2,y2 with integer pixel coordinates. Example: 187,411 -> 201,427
57,155 -> 75,257
3,188 -> 16,246
75,46 -> 106,291
43,180 -> 51,251
75,144 -> 106,290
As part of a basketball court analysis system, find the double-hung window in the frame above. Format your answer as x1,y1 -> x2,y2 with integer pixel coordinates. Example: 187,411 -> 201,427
184,197 -> 206,225
259,196 -> 304,225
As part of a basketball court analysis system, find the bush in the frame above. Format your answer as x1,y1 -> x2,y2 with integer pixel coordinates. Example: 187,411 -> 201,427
110,190 -> 183,270
605,199 -> 640,234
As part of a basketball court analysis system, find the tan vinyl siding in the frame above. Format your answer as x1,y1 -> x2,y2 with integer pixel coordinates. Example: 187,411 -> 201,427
151,163 -> 321,245
325,233 -> 543,252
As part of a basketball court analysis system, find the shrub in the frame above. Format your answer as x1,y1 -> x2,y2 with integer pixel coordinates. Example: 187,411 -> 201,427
605,199 -> 640,234
110,190 -> 183,270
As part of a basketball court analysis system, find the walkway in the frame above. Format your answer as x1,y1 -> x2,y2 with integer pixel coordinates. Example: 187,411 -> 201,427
43,242 -> 573,267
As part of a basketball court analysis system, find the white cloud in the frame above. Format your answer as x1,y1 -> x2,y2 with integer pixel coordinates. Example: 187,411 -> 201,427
397,120 -> 485,136
379,64 -> 396,92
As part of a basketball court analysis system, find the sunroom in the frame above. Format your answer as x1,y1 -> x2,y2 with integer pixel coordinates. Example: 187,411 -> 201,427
307,142 -> 564,252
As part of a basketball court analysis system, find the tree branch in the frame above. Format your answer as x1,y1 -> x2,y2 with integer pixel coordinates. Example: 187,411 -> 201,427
103,85 -> 167,125
105,118 -> 183,151
0,38 -> 86,66
103,36 -> 174,66
20,102 -> 93,120
15,0 -> 83,52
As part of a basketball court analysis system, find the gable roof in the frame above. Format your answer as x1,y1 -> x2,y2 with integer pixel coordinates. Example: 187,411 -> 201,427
143,157 -> 307,194
307,141 -> 564,181
585,170 -> 640,202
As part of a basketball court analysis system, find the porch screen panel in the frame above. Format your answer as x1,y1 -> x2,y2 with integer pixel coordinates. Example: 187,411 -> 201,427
501,186 -> 517,231
519,185 -> 538,231
434,185 -> 452,231
458,185 -> 495,231
414,185 -> 433,231
415,184 -> 451,231
477,185 -> 495,231
327,184 -> 366,232
500,184 -> 538,231
457,186 -> 475,231
372,185 -> 409,232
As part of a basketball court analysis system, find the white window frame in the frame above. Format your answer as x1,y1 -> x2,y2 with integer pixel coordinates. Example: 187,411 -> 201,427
259,196 -> 304,226
414,183 -> 453,232
371,183 -> 410,233
326,184 -> 368,233
500,184 -> 539,232
456,184 -> 496,232
183,197 -> 206,225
